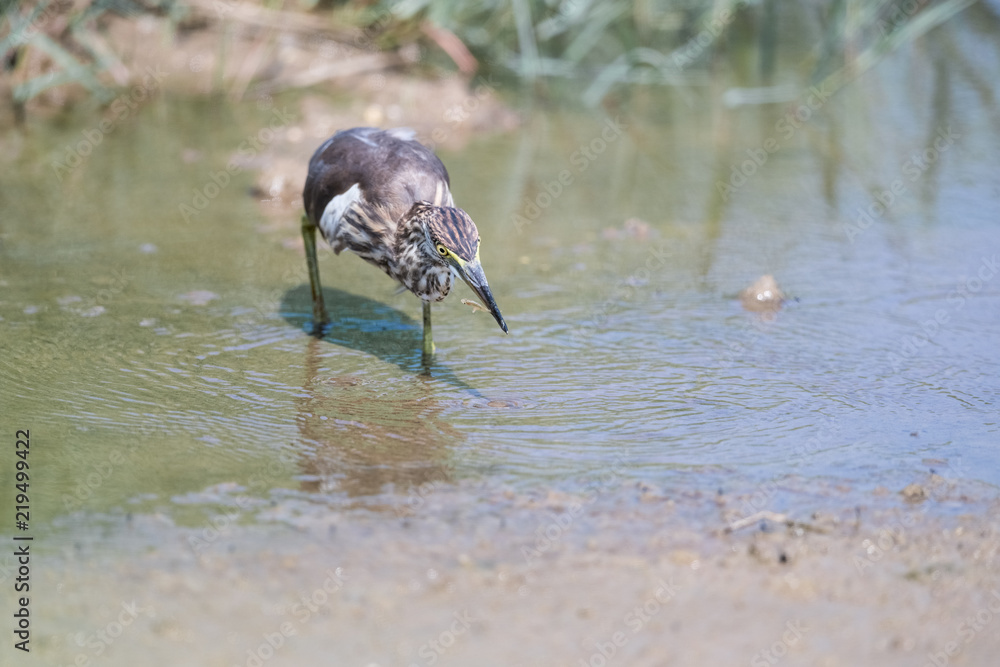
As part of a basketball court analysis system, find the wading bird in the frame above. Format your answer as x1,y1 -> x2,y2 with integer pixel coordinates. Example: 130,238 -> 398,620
301,127 -> 507,357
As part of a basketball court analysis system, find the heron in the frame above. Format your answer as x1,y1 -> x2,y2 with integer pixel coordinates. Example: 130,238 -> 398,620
301,127 -> 507,357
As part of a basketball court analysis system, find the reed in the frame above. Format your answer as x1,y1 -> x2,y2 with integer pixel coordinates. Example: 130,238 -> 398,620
0,0 -> 979,112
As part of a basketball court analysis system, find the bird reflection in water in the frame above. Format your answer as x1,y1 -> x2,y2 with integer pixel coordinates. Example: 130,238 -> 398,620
294,337 -> 459,506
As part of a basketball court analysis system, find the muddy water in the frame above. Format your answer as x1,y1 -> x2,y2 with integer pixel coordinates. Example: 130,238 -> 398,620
1,12 -> 1000,666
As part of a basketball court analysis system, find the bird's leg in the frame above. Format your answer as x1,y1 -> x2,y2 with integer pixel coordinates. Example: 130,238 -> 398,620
422,300 -> 435,358
301,214 -> 329,334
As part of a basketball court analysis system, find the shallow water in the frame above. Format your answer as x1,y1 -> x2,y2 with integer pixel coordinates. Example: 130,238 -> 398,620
4,11 -> 1000,667
3,17 -> 1000,551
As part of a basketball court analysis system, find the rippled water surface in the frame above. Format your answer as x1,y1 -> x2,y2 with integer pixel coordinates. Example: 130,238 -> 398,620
3,29 -> 1000,538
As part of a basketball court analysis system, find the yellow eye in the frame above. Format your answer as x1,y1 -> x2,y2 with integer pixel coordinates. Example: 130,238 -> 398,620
436,244 -> 448,256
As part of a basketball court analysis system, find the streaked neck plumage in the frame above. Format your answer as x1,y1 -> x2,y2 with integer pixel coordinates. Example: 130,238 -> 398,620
390,204 -> 455,302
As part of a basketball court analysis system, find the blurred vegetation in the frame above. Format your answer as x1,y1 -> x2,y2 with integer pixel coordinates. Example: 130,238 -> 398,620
382,0 -> 979,103
0,0 -> 981,115
1,0 -> 182,119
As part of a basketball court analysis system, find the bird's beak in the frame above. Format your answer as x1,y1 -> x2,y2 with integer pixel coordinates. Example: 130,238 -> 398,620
455,257 -> 508,333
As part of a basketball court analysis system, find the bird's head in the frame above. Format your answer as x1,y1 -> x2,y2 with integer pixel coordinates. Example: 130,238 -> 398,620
412,203 -> 508,333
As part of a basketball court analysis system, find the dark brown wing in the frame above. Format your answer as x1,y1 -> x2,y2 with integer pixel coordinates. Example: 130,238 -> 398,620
302,127 -> 453,228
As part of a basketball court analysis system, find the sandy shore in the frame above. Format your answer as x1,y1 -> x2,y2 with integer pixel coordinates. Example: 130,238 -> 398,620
20,478 -> 1000,667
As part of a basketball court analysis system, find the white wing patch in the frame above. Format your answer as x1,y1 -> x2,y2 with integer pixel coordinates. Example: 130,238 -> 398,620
318,183 -> 362,247
430,180 -> 454,207
385,127 -> 417,141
